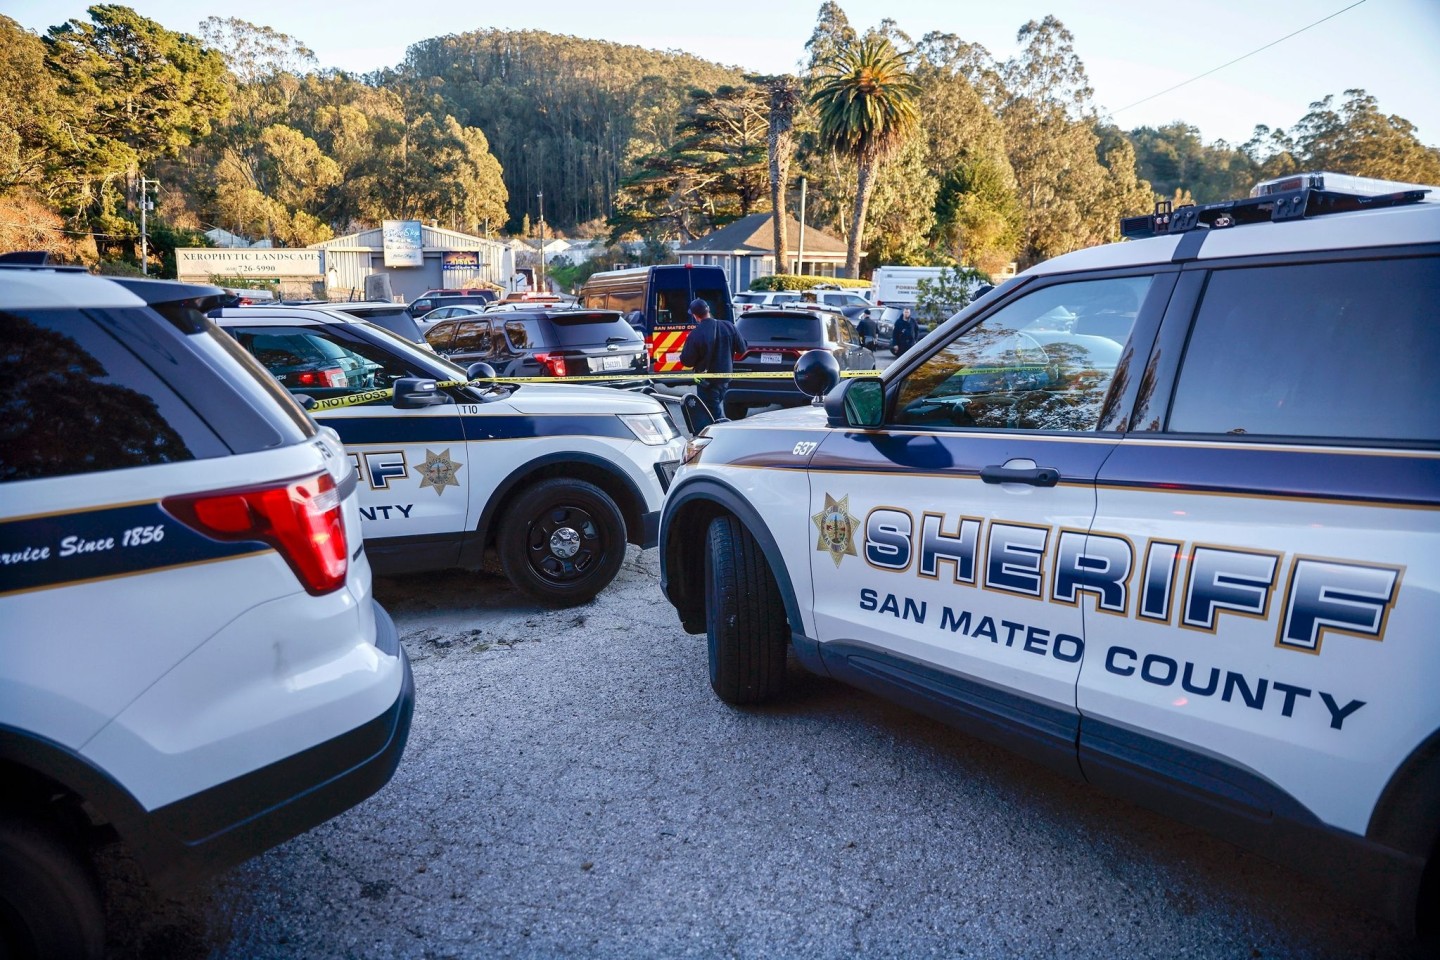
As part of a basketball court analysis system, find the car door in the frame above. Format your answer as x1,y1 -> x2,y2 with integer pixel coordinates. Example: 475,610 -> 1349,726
1078,255 -> 1440,837
224,323 -> 472,562
806,272 -> 1171,775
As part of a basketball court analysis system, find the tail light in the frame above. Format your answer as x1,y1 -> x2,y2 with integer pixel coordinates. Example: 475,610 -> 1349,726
738,347 -> 805,361
163,472 -> 348,596
296,367 -> 348,388
534,352 -> 567,377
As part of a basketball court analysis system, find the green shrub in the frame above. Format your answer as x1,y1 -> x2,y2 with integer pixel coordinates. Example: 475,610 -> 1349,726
749,273 -> 873,292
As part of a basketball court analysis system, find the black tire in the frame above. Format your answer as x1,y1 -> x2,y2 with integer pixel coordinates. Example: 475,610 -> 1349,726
0,815 -> 104,960
498,478 -> 626,605
704,515 -> 789,704
721,401 -> 747,421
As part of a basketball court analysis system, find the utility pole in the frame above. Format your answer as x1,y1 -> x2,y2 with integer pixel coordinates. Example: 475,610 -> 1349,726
796,177 -> 807,277
139,177 -> 159,276
536,190 -> 546,292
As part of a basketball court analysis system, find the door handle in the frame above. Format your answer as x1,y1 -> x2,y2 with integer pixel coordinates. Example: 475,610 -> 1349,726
980,464 -> 1059,487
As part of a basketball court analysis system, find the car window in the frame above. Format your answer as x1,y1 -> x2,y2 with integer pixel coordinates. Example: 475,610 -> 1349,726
546,313 -> 641,347
736,314 -> 821,343
2,311 -> 216,480
428,307 -> 454,320
451,320 -> 493,356
894,275 -> 1151,432
693,286 -> 732,321
1167,257 -> 1440,443
655,287 -> 688,328
229,325 -> 411,404
425,321 -> 457,348
504,319 -> 539,350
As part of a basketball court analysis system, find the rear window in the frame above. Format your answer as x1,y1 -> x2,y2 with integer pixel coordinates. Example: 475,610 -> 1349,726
735,293 -> 767,305
693,286 -> 732,321
546,312 -> 642,347
737,314 -> 822,342
1,311 -> 222,481
1168,256 -> 1440,443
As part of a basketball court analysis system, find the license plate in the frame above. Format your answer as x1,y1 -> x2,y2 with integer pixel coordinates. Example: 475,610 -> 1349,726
666,352 -> 682,364
601,354 -> 628,371
761,352 -> 782,364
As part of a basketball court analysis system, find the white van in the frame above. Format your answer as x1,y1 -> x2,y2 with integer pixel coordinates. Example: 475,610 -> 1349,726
870,266 -> 947,311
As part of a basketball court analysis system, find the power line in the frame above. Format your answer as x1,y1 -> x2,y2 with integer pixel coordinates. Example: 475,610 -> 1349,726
1112,0 -> 1367,115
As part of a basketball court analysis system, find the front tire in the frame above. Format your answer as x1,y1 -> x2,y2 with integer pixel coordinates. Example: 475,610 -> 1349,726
704,515 -> 789,704
499,478 -> 626,605
0,814 -> 105,960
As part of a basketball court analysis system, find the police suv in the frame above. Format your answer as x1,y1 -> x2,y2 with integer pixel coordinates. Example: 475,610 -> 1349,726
1,267 -> 413,958
215,306 -> 685,604
659,173 -> 1440,933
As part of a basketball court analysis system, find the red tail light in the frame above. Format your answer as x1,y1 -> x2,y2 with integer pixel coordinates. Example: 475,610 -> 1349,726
534,352 -> 567,377
296,367 -> 347,388
163,472 -> 348,596
739,347 -> 805,361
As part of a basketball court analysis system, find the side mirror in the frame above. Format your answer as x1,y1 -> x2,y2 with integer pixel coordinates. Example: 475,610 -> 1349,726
793,349 -> 841,403
294,394 -> 317,410
393,377 -> 448,408
466,361 -> 498,382
824,377 -> 884,428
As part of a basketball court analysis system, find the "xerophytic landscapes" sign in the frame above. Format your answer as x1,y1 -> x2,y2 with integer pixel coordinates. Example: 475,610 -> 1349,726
177,248 -> 324,279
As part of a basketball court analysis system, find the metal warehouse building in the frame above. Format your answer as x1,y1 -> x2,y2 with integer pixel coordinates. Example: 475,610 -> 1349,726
312,225 -> 515,303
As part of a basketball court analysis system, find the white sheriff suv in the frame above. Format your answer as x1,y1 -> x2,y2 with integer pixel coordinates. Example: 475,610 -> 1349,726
1,266 -> 413,958
215,306 -> 686,604
659,173 -> 1440,935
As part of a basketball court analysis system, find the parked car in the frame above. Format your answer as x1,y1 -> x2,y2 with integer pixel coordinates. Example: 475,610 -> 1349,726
733,291 -> 803,312
722,306 -> 876,420
1,266 -> 412,958
406,292 -> 496,321
215,305 -> 684,604
426,308 -> 649,380
659,171 -> 1440,937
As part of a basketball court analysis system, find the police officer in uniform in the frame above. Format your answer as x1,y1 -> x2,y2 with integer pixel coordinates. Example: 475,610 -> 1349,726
890,306 -> 919,355
680,297 -> 746,419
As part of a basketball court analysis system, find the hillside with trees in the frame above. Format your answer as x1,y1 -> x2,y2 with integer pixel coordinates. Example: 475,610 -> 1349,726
1,3 -> 1436,279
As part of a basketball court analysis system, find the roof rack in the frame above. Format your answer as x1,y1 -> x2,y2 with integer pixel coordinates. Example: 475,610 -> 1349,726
1121,171 -> 1433,240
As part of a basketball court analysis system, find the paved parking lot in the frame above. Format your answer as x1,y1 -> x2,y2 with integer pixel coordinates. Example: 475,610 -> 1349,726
102,548 -> 1417,959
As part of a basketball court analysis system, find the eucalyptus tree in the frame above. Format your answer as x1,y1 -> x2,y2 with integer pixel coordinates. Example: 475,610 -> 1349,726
809,36 -> 921,277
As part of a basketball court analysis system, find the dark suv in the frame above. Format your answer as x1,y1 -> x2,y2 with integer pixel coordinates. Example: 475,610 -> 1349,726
723,307 -> 876,419
406,292 -> 496,320
425,308 -> 648,379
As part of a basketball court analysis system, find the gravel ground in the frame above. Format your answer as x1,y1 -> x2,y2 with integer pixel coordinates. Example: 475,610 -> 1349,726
101,547 -> 1423,959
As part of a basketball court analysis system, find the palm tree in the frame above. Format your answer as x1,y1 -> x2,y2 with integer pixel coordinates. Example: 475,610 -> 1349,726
809,37 -> 920,278
764,74 -> 802,273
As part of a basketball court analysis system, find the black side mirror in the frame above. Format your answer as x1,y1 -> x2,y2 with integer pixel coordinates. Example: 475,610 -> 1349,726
466,361 -> 498,382
794,349 -> 841,403
295,394 -> 317,410
394,377 -> 448,408
824,377 -> 884,428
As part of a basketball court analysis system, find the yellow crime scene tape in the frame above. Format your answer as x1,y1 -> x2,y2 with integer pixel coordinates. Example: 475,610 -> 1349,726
304,369 -> 878,411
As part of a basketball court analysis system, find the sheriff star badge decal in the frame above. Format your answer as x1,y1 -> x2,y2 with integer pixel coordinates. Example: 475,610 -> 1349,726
418,448 -> 462,495
812,493 -> 859,567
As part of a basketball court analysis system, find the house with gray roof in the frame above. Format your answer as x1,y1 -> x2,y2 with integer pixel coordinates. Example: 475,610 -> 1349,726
677,213 -> 854,291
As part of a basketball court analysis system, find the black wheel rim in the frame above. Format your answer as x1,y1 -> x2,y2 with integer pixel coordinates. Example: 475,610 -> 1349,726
525,503 -> 606,585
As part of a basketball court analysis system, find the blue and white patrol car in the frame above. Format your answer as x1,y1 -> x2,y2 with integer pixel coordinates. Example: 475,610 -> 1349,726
659,173 -> 1440,934
1,265 -> 412,958
216,306 -> 685,604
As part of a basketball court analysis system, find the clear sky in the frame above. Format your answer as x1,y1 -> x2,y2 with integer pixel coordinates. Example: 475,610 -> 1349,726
8,0 -> 1439,148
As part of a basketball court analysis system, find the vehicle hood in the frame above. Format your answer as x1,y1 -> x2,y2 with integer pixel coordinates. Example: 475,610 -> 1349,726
503,383 -> 666,415
718,404 -> 829,429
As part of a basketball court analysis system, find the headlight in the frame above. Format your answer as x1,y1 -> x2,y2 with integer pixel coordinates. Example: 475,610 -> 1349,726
682,433 -> 712,464
619,412 -> 679,446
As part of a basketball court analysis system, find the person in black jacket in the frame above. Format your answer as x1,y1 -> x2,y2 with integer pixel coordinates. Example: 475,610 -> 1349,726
890,306 -> 918,355
679,298 -> 747,419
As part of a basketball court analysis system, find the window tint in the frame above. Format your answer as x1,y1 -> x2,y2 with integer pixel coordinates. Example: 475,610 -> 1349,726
546,313 -> 641,346
1,311 -> 212,481
504,320 -> 541,350
655,287 -> 689,329
229,325 -> 411,405
894,275 -> 1151,432
737,315 -> 821,342
1168,257 -> 1440,442
452,320 -> 492,355
693,286 -> 731,321
425,321 -> 457,349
